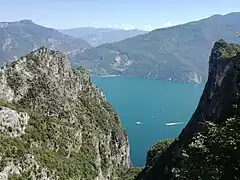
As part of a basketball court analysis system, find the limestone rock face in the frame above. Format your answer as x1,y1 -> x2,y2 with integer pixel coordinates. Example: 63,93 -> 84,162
0,106 -> 29,137
0,47 -> 130,179
136,40 -> 240,180
180,40 -> 240,140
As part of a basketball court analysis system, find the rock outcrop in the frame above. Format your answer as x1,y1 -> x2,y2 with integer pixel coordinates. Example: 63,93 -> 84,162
0,47 -> 130,179
136,40 -> 240,180
0,106 -> 29,137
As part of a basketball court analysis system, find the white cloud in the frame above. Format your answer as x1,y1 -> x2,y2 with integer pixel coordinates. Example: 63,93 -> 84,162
143,24 -> 154,31
91,21 -> 177,31
106,23 -> 136,30
163,21 -> 173,27
113,24 -> 119,29
104,22 -> 177,31
120,23 -> 136,30
142,22 -> 178,31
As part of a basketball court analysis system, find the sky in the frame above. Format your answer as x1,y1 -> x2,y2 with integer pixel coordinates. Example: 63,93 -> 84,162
1,0 -> 240,31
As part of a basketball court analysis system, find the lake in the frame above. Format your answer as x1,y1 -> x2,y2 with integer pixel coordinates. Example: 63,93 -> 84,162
91,76 -> 204,167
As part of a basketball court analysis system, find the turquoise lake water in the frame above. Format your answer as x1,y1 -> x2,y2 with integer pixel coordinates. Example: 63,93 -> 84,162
91,76 -> 204,167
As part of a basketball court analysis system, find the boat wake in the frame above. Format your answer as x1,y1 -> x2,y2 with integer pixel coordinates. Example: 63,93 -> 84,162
100,75 -> 121,77
166,122 -> 185,126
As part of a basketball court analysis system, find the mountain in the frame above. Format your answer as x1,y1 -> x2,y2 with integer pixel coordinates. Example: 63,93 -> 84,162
135,40 -> 240,179
1,41 -> 240,180
59,27 -> 148,47
72,12 -> 240,84
0,47 -> 130,179
0,20 -> 91,66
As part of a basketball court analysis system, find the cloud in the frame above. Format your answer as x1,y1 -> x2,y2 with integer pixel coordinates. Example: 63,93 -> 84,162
119,24 -> 136,30
105,22 -> 177,31
163,21 -> 173,27
143,24 -> 154,31
142,22 -> 177,31
107,23 -> 136,30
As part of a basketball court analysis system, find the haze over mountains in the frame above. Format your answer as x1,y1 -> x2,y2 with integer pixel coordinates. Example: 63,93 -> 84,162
59,27 -> 148,47
72,12 -> 240,83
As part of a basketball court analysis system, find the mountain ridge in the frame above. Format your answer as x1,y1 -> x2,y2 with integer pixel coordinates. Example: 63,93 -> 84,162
0,19 -> 91,66
72,12 -> 240,84
0,47 -> 130,179
59,27 -> 148,47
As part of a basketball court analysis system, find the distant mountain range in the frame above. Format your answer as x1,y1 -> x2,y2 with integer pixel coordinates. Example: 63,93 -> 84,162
0,13 -> 240,84
0,20 -> 91,65
59,27 -> 148,47
72,12 -> 240,83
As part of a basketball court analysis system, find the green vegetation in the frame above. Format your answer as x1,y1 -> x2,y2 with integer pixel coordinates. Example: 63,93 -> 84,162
0,48 -> 130,179
120,167 -> 144,180
77,65 -> 87,74
137,119 -> 240,180
0,98 -> 125,179
0,100 -> 98,179
146,139 -> 175,166
217,39 -> 240,59
174,119 -> 240,180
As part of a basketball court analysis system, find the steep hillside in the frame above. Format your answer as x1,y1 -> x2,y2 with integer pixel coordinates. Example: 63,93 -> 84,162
60,27 -> 148,47
135,40 -> 240,179
72,12 -> 240,83
0,47 -> 130,179
0,20 -> 90,66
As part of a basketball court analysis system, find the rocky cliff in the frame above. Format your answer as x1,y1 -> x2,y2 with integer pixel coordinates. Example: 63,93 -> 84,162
0,47 -> 130,180
136,40 -> 240,180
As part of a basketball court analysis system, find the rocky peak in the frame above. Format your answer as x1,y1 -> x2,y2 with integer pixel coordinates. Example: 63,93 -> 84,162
18,20 -> 34,24
0,20 -> 33,28
0,48 -> 130,179
136,40 -> 240,180
1,47 -> 87,106
179,39 -> 240,140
